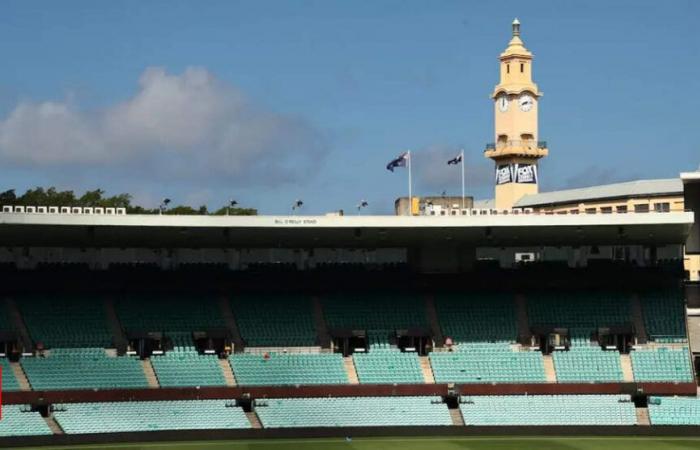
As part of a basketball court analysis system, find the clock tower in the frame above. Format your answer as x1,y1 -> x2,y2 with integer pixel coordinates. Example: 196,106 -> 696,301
485,19 -> 548,209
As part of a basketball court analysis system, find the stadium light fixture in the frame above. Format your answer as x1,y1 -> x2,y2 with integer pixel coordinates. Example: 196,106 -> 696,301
292,199 -> 303,214
159,198 -> 171,215
227,199 -> 238,216
357,200 -> 368,215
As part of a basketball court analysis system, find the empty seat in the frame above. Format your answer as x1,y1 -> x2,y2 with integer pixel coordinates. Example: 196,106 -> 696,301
631,347 -> 694,382
21,348 -> 148,390
0,405 -> 53,436
231,294 -> 316,347
230,353 -> 347,386
53,400 -> 250,433
459,395 -> 636,426
255,396 -> 451,428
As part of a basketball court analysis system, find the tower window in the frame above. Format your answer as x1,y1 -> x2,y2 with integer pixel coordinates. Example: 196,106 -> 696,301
506,64 -> 510,74
520,63 -> 524,73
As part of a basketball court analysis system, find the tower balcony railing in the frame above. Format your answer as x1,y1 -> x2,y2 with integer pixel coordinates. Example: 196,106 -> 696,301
484,140 -> 548,158
485,140 -> 547,150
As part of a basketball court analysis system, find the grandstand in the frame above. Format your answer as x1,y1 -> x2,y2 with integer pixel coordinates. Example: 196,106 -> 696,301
0,18 -> 698,449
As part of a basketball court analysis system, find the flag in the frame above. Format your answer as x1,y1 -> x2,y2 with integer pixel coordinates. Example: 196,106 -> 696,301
386,152 -> 409,172
447,153 -> 463,165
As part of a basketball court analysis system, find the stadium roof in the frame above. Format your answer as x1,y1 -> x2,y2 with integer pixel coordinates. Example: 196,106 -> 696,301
514,178 -> 683,208
0,211 -> 693,248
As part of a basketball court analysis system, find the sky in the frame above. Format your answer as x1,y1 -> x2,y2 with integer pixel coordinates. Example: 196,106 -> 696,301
0,0 -> 697,214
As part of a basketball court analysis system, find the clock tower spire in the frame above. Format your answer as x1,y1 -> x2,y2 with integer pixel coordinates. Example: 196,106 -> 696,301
485,19 -> 548,209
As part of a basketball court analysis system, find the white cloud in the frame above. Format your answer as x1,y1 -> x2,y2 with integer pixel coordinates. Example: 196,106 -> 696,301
0,67 -> 328,186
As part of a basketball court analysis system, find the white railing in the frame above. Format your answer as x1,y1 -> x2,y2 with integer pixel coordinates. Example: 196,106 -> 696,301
0,205 -> 126,215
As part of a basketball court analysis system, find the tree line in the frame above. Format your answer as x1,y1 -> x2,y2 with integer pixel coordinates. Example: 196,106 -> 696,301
0,187 -> 257,216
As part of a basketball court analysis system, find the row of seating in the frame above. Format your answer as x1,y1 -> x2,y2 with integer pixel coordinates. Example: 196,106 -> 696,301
21,348 -> 148,390
648,396 -> 700,425
18,295 -> 112,348
1,358 -> 21,391
229,353 -> 348,386
430,344 -> 546,383
459,395 -> 637,425
631,347 -> 694,382
353,351 -> 424,384
254,396 -> 452,428
0,405 -> 52,437
231,294 -> 316,347
150,335 -> 226,387
3,290 -> 688,351
53,400 -> 250,433
553,346 -> 624,383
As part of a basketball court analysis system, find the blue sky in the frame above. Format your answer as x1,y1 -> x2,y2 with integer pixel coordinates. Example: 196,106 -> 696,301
0,1 -> 697,214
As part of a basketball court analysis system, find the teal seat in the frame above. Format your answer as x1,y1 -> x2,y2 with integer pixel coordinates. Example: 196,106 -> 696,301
230,353 -> 348,386
255,396 -> 452,428
53,400 -> 250,433
459,395 -> 636,425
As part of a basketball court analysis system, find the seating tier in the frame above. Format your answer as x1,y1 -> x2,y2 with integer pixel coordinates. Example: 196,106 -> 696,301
21,348 -> 148,390
151,339 -> 226,388
53,400 -> 250,433
115,294 -> 225,333
1,358 -> 21,391
353,351 -> 424,384
527,292 -> 631,345
430,344 -> 546,384
459,395 -> 636,425
648,396 -> 700,425
231,294 -> 316,347
18,295 -> 112,348
0,405 -> 52,437
322,293 -> 427,337
631,348 -> 694,382
255,396 -> 451,427
230,353 -> 347,386
436,293 -> 516,344
553,346 -> 624,383
640,290 -> 687,343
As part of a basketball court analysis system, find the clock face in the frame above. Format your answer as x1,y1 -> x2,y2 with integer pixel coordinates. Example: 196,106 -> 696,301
497,95 -> 508,112
519,94 -> 534,112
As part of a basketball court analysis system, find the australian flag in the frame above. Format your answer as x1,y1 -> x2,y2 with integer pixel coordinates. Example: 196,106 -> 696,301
386,152 -> 409,172
447,153 -> 463,165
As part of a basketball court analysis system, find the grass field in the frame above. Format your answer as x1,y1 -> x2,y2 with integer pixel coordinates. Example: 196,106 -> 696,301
17,437 -> 700,450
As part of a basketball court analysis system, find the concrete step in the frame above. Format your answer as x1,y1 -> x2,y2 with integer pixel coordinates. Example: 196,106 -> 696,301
219,358 -> 236,387
102,297 -> 127,352
141,359 -> 160,389
515,294 -> 530,343
630,294 -> 648,344
543,354 -> 557,383
620,354 -> 635,382
312,296 -> 331,348
218,296 -> 244,351
419,356 -> 435,384
43,416 -> 64,435
246,411 -> 263,429
343,356 -> 359,384
449,408 -> 465,426
636,407 -> 651,426
11,361 -> 32,391
425,295 -> 444,347
4,298 -> 33,352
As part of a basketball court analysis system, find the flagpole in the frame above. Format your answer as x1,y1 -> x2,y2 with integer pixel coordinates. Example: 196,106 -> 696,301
407,150 -> 413,216
461,149 -> 466,209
